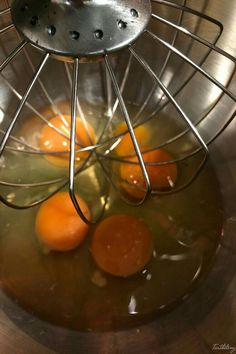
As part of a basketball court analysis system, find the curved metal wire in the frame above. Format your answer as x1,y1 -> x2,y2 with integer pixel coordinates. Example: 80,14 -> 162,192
104,54 -> 152,205
140,1 -> 224,125
0,157 -> 94,208
146,26 -> 236,101
0,0 -> 236,215
69,58 -> 98,224
0,71 -> 96,149
134,0 -> 187,122
0,40 -> 27,71
0,23 -> 14,34
0,7 -> 11,16
21,42 -> 70,128
0,0 -> 231,162
0,52 -> 49,155
129,46 -> 209,153
151,2 -> 236,63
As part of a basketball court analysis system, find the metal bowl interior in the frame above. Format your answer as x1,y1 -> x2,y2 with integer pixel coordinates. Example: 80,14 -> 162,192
0,0 -> 235,353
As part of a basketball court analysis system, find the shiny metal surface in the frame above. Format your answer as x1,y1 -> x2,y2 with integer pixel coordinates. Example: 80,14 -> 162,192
11,0 -> 151,59
0,0 -> 235,353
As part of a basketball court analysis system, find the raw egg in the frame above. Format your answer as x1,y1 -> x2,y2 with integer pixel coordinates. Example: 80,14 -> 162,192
91,214 -> 154,277
39,114 -> 95,166
35,192 -> 90,251
120,149 -> 178,199
115,122 -> 151,156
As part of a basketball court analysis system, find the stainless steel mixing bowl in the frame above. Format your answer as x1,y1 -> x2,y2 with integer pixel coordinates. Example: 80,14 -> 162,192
0,0 -> 235,353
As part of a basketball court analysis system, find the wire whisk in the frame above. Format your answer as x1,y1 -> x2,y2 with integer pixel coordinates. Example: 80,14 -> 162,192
0,0 -> 235,223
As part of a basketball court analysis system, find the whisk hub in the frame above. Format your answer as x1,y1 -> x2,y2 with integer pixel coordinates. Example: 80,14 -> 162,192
11,0 -> 152,59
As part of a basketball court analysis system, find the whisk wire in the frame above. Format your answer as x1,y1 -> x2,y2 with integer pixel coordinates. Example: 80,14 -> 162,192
21,44 -> 70,129
68,58 -> 107,224
0,69 -> 86,148
112,52 -> 133,117
0,52 -> 49,156
0,0 -> 236,213
68,57 -> 90,223
151,8 -> 236,64
0,7 -> 10,16
129,46 -> 209,154
0,23 -> 13,34
152,0 -> 224,31
146,28 -> 236,102
135,0 -> 188,123
0,40 -> 27,71
143,9 -> 223,125
105,54 -> 152,205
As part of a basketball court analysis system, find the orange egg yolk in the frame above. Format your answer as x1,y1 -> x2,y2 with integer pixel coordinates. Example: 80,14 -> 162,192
120,149 -> 178,199
35,192 -> 90,251
39,115 -> 95,166
91,214 -> 154,277
115,122 -> 151,157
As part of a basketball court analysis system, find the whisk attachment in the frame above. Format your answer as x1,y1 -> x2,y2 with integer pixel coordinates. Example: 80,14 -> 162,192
0,0 -> 236,223
11,0 -> 152,60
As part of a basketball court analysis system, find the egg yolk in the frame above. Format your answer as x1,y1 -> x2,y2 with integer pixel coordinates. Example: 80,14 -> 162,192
39,114 -> 95,166
115,122 -> 151,157
91,214 -> 154,277
120,149 -> 178,199
35,192 -> 90,251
